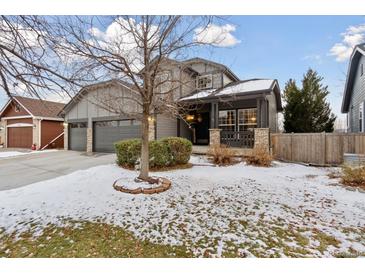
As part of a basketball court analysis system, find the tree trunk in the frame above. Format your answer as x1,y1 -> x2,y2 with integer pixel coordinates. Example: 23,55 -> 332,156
139,112 -> 150,180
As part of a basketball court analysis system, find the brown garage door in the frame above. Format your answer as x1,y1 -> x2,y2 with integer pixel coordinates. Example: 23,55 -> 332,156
7,127 -> 33,148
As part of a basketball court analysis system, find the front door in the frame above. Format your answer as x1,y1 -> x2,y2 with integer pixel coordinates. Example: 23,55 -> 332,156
195,112 -> 210,145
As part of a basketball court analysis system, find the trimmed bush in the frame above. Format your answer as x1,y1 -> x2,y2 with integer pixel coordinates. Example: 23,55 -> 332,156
161,137 -> 192,165
115,139 -> 141,167
148,140 -> 170,167
115,137 -> 191,168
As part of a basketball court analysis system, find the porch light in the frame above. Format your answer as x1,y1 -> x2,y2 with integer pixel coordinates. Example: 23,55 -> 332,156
0,126 -> 4,131
186,114 -> 195,122
63,122 -> 68,127
197,114 -> 203,123
148,116 -> 155,122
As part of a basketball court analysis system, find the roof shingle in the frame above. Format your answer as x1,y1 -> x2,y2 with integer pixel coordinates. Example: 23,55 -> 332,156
13,96 -> 65,118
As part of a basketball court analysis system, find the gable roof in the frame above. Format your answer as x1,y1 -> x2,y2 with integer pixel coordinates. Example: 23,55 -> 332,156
0,96 -> 65,118
60,79 -> 136,116
183,57 -> 240,81
341,43 -> 365,113
180,78 -> 283,111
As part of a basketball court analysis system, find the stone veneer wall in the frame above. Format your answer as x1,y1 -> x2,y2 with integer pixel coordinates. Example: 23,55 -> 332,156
32,119 -> 40,149
86,128 -> 93,154
209,128 -> 221,146
0,119 -> 6,147
254,128 -> 270,152
64,124 -> 68,150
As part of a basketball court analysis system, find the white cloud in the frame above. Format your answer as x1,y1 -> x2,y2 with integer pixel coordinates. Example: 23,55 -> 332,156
194,23 -> 240,47
329,23 -> 365,62
87,17 -> 159,72
303,54 -> 323,64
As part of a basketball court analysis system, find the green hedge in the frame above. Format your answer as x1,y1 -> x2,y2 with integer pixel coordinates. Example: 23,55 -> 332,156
114,137 -> 192,168
161,137 -> 192,165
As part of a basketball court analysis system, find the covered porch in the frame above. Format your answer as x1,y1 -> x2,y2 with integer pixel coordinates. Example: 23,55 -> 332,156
181,96 -> 270,148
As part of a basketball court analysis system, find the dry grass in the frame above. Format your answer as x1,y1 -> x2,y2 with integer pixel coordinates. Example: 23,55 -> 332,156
0,221 -> 192,258
207,144 -> 235,166
341,165 -> 365,190
245,145 -> 273,167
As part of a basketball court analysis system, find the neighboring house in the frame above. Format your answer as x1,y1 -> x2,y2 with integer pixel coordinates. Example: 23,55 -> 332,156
342,43 -> 365,132
60,57 -> 282,153
0,96 -> 65,150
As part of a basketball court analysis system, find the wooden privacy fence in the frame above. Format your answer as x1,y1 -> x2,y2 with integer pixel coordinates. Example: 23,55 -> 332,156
271,132 -> 365,166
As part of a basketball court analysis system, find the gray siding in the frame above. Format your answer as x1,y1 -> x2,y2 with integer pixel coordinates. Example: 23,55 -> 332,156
156,114 -> 178,139
65,84 -> 141,125
349,55 -> 365,132
179,120 -> 192,140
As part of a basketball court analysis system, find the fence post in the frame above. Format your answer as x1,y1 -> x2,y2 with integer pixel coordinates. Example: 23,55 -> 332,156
321,131 -> 326,165
290,132 -> 293,161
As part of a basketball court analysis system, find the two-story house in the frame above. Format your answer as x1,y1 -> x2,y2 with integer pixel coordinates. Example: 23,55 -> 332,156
342,43 -> 365,132
60,57 -> 282,153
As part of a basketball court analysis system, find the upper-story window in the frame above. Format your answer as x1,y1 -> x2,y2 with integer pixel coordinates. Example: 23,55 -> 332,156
196,74 -> 212,89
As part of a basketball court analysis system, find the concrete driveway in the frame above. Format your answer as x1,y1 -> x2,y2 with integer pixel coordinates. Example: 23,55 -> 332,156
0,150 -> 116,191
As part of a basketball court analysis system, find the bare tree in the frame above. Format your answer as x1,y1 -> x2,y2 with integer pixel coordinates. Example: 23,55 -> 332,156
0,16 -> 93,102
51,15 -> 222,180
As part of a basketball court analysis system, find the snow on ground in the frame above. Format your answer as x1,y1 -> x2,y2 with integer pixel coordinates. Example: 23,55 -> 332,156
0,150 -> 57,159
0,155 -> 364,257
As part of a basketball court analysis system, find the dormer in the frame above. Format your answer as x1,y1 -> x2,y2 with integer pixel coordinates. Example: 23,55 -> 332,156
183,57 -> 240,90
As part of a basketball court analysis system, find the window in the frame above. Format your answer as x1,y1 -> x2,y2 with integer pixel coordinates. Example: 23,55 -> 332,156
14,104 -> 20,112
70,122 -> 87,128
238,108 -> 257,131
196,74 -> 213,89
218,110 -> 236,131
359,104 -> 363,132
361,64 -> 364,76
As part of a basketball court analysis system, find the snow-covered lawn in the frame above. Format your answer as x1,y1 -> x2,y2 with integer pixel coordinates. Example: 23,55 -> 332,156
0,156 -> 364,257
0,149 -> 57,159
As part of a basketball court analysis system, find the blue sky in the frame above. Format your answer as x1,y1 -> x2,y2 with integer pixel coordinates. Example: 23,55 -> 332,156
192,16 -> 365,122
1,15 -> 365,123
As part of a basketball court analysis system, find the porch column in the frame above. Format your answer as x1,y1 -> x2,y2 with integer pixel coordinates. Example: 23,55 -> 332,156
64,122 -> 69,150
261,99 -> 268,128
86,117 -> 93,154
256,98 -> 261,128
254,128 -> 270,152
210,102 -> 218,128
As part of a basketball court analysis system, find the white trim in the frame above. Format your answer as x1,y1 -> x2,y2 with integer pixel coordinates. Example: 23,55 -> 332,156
39,119 -> 42,148
1,115 -> 33,120
196,74 -> 213,90
6,123 -> 33,128
33,116 -> 64,121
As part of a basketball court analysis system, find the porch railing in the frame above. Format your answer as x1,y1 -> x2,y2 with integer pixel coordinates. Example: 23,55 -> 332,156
220,130 -> 254,148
